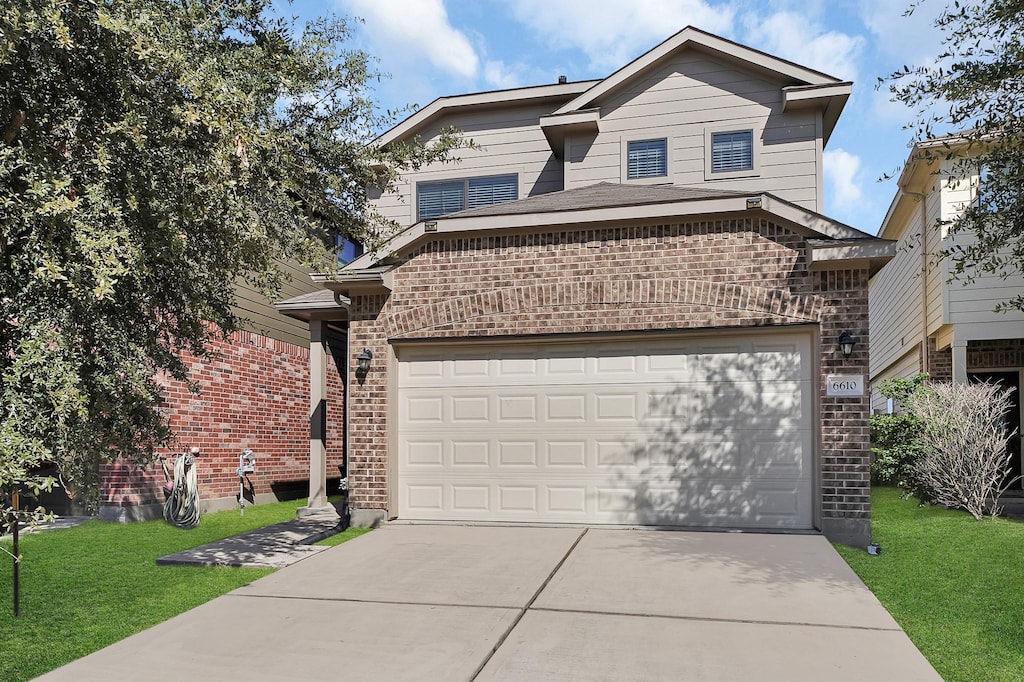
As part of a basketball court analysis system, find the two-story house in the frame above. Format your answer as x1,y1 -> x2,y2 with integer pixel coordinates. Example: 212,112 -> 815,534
869,140 -> 1024,488
279,26 -> 894,547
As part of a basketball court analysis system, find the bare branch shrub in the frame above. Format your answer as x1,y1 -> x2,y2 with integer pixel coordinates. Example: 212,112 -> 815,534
908,382 -> 1017,519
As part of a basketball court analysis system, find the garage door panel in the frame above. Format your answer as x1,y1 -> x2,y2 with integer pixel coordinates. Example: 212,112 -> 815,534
398,334 -> 815,529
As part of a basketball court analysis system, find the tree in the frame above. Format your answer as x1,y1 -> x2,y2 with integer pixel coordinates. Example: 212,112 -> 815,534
0,0 -> 462,520
885,0 -> 1024,311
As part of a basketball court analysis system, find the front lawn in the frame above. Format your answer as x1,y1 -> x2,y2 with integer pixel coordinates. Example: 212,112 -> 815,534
0,499 -> 367,682
836,487 -> 1024,682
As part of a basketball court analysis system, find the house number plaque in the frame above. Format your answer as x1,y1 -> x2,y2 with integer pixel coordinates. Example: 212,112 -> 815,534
826,374 -> 864,397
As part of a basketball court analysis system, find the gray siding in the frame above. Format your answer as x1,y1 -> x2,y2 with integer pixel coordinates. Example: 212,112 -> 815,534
372,101 -> 567,228
233,259 -> 319,348
564,52 -> 820,209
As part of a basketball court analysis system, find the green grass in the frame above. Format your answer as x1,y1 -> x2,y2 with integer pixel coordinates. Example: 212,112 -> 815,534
0,498 -> 366,682
315,526 -> 372,546
836,487 -> 1024,682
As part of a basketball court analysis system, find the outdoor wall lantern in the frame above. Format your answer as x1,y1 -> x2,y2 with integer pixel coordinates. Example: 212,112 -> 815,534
356,348 -> 373,374
838,331 -> 856,358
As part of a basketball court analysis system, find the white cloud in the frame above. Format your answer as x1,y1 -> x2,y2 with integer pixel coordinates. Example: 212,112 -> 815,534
858,0 -> 945,66
506,0 -> 736,70
342,0 -> 479,78
824,148 -> 864,210
483,60 -> 523,90
740,11 -> 863,81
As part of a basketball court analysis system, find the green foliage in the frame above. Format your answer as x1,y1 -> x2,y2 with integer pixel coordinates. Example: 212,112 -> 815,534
0,1 -> 463,514
869,373 -> 929,496
0,498 -> 368,681
884,1 -> 1024,311
836,488 -> 1024,682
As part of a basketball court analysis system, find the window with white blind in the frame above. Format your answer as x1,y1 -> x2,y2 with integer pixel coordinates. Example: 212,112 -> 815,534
417,174 -> 518,220
626,139 -> 668,179
704,125 -> 759,180
711,130 -> 754,173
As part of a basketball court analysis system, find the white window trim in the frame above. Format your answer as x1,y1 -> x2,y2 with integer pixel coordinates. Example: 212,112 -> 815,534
412,169 -> 523,223
704,123 -> 761,181
620,133 -> 673,185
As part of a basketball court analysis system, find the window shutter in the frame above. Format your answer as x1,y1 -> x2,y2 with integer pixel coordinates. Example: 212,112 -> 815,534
711,131 -> 753,173
627,139 -> 667,179
418,181 -> 465,220
467,175 -> 518,208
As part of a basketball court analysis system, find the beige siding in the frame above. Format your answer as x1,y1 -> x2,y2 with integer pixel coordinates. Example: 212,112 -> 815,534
870,349 -> 921,413
372,101 -> 567,228
870,199 -> 926,380
233,259 -> 318,348
937,163 -> 1024,340
923,184 -> 944,334
564,52 -> 820,209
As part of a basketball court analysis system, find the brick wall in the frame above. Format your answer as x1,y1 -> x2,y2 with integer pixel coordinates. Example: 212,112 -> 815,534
99,329 -> 345,519
968,338 -> 1024,370
346,217 -> 872,545
926,337 -> 953,381
814,269 -> 871,544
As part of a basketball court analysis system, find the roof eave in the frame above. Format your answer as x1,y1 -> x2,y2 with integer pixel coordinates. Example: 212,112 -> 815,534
807,238 -> 896,277
553,26 -> 843,116
782,83 -> 852,147
344,192 -> 872,270
372,80 -> 600,148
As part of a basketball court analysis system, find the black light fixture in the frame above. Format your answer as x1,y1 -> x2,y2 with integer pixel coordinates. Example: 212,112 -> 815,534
838,331 -> 856,358
356,348 -> 373,374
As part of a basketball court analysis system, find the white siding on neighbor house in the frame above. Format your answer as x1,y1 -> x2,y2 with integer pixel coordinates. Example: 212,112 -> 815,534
923,185 -> 945,335
937,163 -> 1024,340
870,349 -> 921,414
372,101 -> 568,228
563,52 -> 821,210
869,199 -> 926,380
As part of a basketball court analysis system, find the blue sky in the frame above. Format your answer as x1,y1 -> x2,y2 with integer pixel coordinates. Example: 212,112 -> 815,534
283,0 -> 949,235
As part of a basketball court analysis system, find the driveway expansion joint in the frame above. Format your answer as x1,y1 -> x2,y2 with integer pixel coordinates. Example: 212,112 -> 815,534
528,606 -> 904,632
229,593 -> 519,611
468,527 -> 589,681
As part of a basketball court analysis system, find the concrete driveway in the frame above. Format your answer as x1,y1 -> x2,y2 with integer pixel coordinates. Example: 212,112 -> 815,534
38,526 -> 940,681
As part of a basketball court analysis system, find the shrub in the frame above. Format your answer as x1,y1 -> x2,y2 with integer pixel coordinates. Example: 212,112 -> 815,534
908,381 -> 1017,520
870,374 -> 929,497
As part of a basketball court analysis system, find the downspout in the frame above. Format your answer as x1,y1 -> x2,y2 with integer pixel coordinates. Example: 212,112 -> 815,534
903,188 -> 931,374
343,322 -> 351,521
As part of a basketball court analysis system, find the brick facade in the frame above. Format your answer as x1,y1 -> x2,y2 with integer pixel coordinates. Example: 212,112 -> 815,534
926,337 -> 953,382
99,329 -> 345,521
967,338 -> 1024,371
346,217 -> 872,546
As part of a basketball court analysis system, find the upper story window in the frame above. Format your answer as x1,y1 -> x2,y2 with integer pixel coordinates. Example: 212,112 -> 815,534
704,125 -> 759,180
417,174 -> 518,220
626,139 -> 668,179
711,130 -> 754,173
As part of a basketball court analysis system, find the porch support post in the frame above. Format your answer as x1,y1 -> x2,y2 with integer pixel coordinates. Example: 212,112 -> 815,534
298,318 -> 332,517
952,340 -> 968,384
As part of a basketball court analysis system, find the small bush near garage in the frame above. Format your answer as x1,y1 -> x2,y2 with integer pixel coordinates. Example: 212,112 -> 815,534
870,374 -> 928,496
908,381 -> 1017,519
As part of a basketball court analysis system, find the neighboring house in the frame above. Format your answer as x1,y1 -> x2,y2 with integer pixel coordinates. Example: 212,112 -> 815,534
869,140 -> 1024,488
278,26 -> 894,547
94,262 -> 347,521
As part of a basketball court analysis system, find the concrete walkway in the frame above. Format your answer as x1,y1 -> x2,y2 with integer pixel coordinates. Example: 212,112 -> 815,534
155,509 -> 343,568
37,526 -> 941,681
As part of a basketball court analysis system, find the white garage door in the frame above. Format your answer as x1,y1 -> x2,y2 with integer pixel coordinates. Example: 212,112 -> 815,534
397,333 -> 815,529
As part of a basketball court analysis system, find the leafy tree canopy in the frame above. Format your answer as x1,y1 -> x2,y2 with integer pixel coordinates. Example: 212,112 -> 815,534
0,0 -> 462,515
885,0 -> 1024,310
